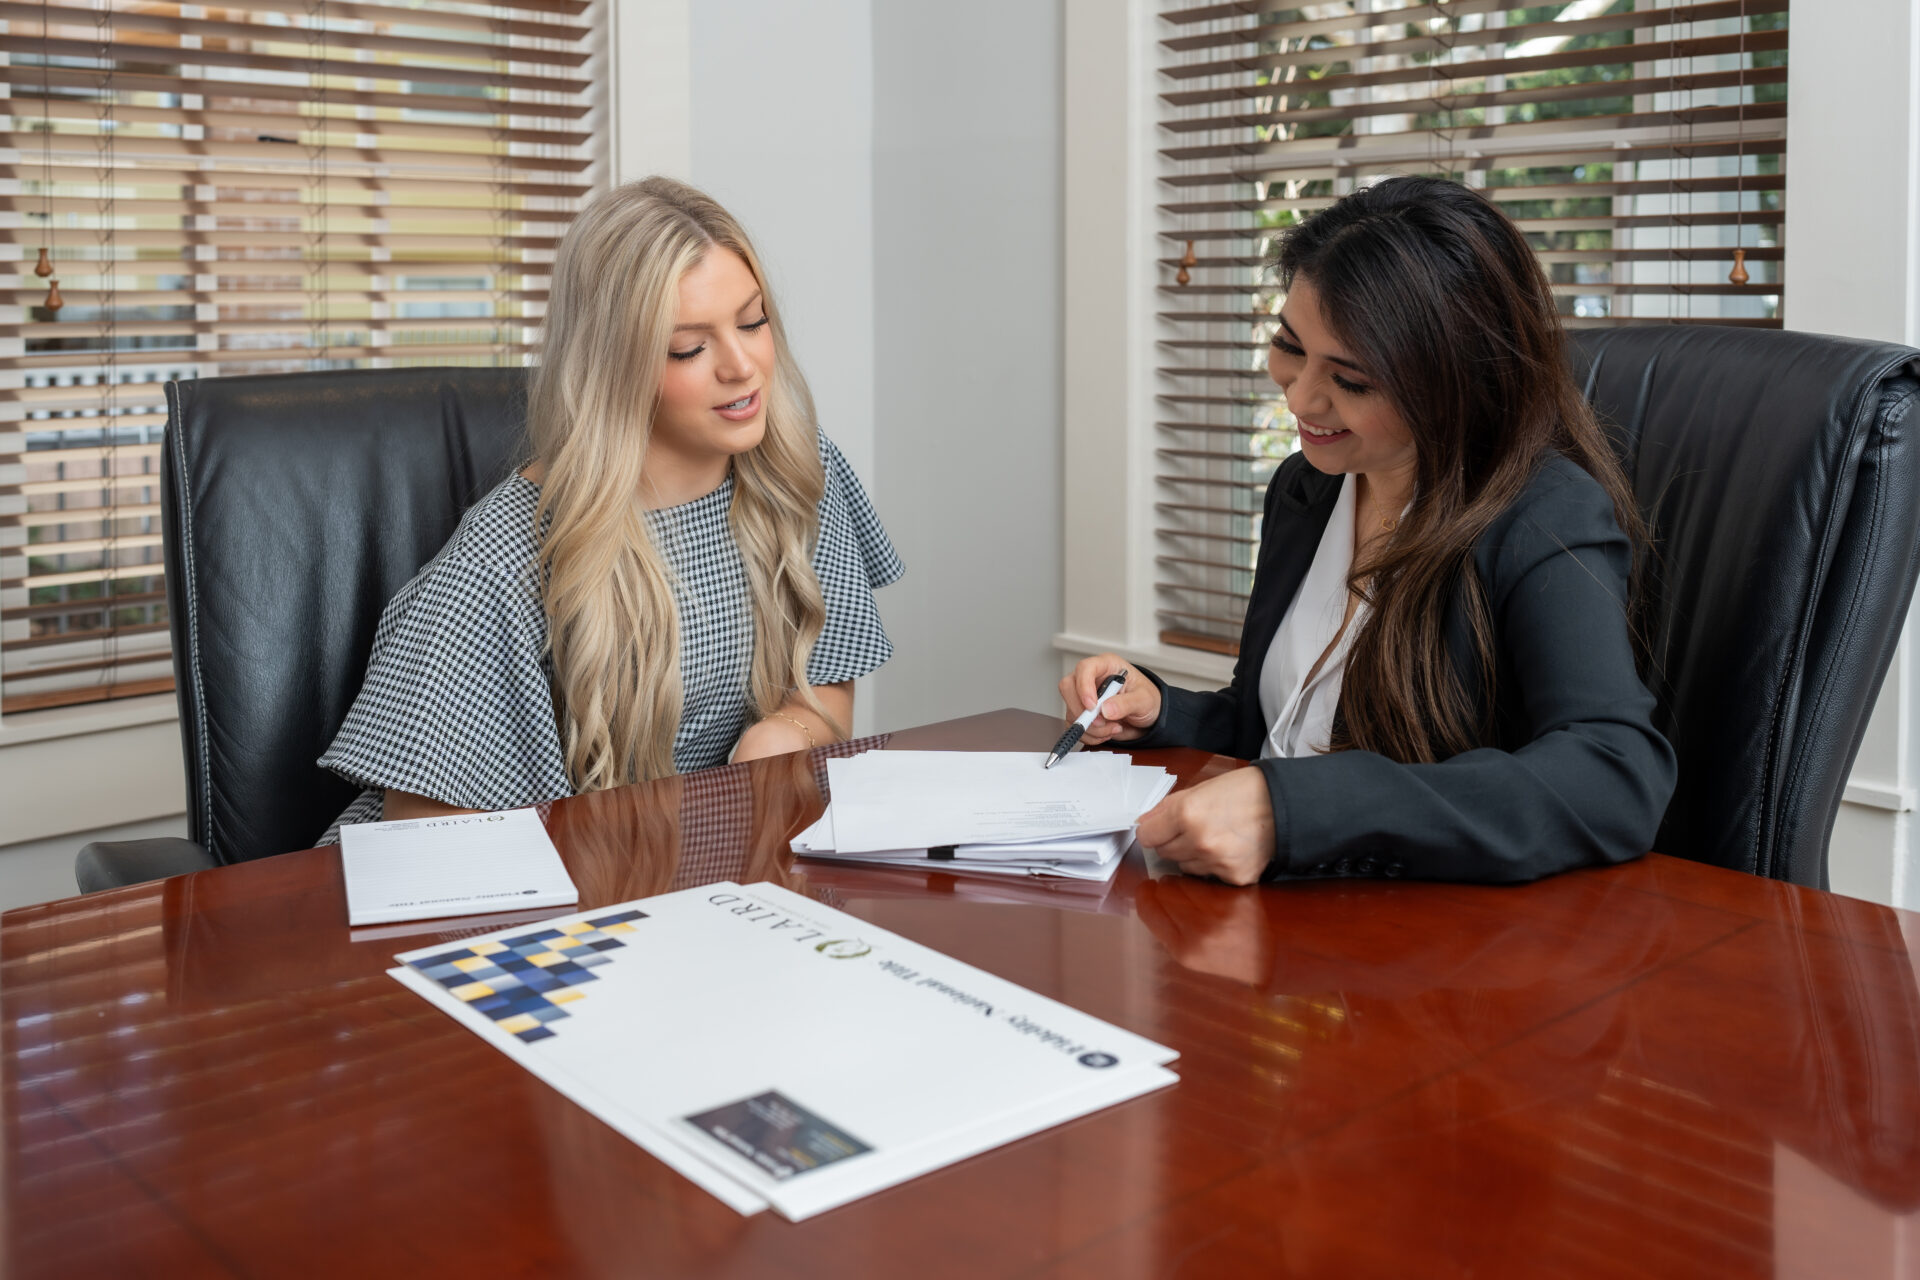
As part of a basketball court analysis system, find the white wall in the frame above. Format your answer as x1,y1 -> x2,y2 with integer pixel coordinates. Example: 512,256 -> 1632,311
624,0 -> 1066,731
1783,0 -> 1920,907
686,2 -> 877,489
0,815 -> 188,913
868,0 -> 1066,729
620,0 -> 882,731
1057,0 -> 1236,698
0,695 -> 187,909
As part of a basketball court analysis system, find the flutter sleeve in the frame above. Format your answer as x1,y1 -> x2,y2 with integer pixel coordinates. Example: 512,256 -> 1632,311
804,432 -> 905,685
318,556 -> 572,811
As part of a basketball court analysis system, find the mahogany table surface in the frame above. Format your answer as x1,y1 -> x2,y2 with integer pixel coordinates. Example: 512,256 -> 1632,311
6,708 -> 1919,1279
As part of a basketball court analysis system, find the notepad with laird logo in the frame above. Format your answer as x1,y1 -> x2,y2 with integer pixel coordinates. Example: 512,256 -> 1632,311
339,806 -> 578,926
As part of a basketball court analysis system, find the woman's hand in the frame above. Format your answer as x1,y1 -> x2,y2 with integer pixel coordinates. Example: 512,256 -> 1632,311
1057,654 -> 1162,745
1136,766 -> 1275,886
732,714 -> 815,762
732,682 -> 854,763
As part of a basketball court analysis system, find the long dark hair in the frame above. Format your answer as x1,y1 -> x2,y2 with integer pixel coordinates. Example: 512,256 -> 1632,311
1274,175 -> 1647,763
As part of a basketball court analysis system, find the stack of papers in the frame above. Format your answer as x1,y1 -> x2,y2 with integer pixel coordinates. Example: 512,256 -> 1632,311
340,807 -> 578,926
389,880 -> 1178,1219
792,750 -> 1175,882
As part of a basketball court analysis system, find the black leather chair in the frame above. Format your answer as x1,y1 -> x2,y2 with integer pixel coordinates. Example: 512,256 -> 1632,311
75,367 -> 528,891
1572,327 -> 1920,887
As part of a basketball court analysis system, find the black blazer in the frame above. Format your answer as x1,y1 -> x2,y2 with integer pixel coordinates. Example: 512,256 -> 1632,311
1134,451 -> 1678,884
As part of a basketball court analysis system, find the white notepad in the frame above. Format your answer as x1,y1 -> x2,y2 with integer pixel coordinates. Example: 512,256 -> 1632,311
339,807 -> 578,926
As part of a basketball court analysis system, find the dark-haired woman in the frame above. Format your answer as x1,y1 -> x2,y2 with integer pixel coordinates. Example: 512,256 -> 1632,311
1061,176 -> 1676,885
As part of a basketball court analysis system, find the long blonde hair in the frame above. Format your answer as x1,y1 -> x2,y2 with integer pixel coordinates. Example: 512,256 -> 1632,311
529,177 -> 834,791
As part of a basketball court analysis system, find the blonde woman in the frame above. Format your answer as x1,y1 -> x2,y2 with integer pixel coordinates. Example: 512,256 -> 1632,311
316,178 -> 902,838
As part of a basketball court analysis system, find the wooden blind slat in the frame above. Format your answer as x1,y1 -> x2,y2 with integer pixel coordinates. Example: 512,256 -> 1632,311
0,36 -> 593,96
10,98 -> 593,149
1162,53 -> 1788,124
1,68 -> 593,121
13,503 -> 162,528
30,0 -> 592,17
1164,7 -> 1787,83
1163,130 -> 1788,189
5,135 -> 593,174
1162,0 -> 1787,57
7,443 -> 166,467
1,676 -> 174,715
7,342 -> 540,370
8,4 -> 591,64
1162,104 -> 1787,164
17,533 -> 165,560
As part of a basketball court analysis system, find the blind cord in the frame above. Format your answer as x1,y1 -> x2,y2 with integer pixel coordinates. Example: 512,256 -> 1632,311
35,0 -> 60,315
306,0 -> 330,367
93,0 -> 118,697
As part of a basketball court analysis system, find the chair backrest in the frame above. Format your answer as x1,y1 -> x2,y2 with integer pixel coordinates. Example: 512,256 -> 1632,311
1570,327 -> 1920,887
164,367 -> 529,864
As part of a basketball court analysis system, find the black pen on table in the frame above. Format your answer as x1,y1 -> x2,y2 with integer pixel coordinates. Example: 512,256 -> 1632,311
1044,669 -> 1128,769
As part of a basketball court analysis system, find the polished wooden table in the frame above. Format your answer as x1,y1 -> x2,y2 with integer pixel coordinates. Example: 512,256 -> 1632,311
7,709 -> 1919,1278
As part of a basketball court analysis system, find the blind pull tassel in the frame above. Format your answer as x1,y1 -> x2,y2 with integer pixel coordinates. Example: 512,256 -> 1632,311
1176,240 -> 1196,287
34,248 -> 61,317
1729,248 -> 1750,287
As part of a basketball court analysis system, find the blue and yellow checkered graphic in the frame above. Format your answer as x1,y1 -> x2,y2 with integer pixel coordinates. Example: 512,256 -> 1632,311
408,909 -> 647,1043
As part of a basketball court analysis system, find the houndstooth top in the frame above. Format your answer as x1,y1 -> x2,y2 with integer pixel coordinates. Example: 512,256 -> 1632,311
315,432 -> 903,843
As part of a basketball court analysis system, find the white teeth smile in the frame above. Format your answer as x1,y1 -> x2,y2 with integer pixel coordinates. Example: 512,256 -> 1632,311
1302,424 -> 1345,436
720,395 -> 753,410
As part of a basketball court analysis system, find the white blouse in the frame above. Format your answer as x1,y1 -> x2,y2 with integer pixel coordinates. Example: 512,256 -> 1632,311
1258,472 -> 1365,759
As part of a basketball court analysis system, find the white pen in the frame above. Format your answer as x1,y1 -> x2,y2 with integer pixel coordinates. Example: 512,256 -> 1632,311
1044,670 -> 1128,769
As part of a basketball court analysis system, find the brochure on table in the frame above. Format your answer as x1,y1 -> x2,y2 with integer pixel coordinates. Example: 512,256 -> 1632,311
340,806 -> 576,926
388,880 -> 1178,1220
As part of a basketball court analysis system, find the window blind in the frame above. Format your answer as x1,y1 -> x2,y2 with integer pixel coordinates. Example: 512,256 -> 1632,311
1,0 -> 603,714
1153,0 -> 1786,656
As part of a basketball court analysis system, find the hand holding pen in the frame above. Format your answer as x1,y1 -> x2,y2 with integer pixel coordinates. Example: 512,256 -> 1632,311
1052,655 -> 1164,755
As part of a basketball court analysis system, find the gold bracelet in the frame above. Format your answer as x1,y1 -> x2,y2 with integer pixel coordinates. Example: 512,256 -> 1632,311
770,712 -> 817,748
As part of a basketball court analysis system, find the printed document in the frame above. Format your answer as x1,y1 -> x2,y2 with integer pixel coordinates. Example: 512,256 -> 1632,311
796,750 -> 1172,881
823,750 -> 1170,853
340,807 -> 577,927
388,880 -> 1178,1220
794,820 -> 1138,882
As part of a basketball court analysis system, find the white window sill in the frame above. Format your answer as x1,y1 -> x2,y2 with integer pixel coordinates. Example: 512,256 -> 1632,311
0,692 -> 180,749
1051,632 -> 1235,687
1843,780 -> 1916,813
